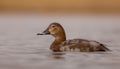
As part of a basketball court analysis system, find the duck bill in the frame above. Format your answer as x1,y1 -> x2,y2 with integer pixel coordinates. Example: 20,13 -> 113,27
37,28 -> 50,35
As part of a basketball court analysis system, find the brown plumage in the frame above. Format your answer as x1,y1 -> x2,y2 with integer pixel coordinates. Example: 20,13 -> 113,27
37,22 -> 110,52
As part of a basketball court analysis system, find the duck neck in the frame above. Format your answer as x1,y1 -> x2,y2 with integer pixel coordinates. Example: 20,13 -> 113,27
50,33 -> 66,51
54,35 -> 66,44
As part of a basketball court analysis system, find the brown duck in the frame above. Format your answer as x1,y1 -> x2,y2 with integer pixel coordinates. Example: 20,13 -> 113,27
37,22 -> 110,52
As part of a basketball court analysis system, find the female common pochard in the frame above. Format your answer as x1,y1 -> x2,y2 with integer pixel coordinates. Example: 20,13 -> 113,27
37,22 -> 110,52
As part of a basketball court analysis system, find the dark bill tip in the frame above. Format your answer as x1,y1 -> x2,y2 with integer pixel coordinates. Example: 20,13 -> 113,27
36,30 -> 50,35
37,32 -> 50,35
37,28 -> 50,35
37,33 -> 44,35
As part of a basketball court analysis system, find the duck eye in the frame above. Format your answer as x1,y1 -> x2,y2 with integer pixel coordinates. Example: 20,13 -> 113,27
52,26 -> 55,28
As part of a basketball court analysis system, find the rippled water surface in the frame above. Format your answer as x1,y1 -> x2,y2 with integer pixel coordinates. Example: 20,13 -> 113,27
0,13 -> 120,69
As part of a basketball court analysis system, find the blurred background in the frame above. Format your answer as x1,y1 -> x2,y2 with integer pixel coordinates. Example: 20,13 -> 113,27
0,0 -> 120,13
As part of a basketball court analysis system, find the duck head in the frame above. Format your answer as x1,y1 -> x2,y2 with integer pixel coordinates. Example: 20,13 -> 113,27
37,22 -> 66,39
37,22 -> 66,52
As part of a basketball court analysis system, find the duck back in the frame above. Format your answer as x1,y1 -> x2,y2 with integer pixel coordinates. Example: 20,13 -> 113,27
60,39 -> 110,52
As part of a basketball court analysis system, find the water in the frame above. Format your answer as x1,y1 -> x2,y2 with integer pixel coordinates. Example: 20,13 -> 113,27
0,13 -> 120,69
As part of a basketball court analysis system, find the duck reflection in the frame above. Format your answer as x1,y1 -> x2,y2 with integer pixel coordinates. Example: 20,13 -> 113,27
50,52 -> 66,59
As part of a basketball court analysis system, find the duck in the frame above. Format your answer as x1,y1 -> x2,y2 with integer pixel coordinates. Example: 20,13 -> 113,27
37,22 -> 110,52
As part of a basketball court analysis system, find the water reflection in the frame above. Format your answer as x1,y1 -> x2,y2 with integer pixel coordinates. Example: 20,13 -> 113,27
49,52 -> 66,59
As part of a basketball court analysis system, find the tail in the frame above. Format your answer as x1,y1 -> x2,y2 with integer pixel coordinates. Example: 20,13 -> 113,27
99,44 -> 111,51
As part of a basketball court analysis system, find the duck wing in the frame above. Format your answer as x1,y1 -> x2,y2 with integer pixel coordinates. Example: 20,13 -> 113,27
60,39 -> 110,52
